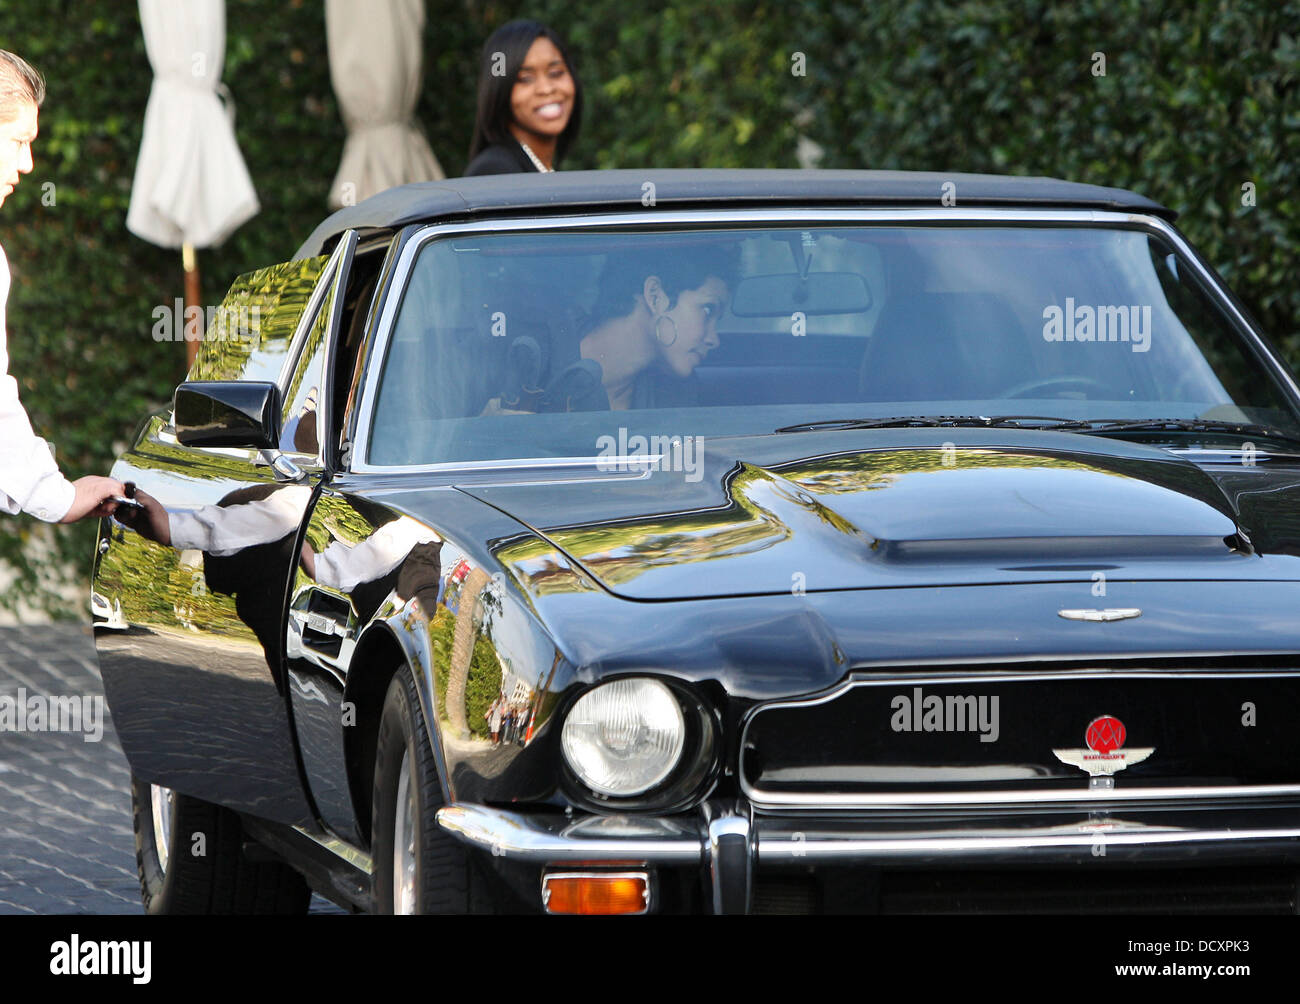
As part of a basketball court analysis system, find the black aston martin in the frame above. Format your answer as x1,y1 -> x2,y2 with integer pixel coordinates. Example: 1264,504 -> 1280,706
93,170 -> 1300,914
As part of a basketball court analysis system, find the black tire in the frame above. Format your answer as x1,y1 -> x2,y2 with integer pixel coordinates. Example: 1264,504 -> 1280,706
131,775 -> 310,915
371,664 -> 489,913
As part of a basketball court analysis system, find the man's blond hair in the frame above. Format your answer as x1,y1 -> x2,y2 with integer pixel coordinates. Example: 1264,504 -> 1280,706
0,50 -> 45,121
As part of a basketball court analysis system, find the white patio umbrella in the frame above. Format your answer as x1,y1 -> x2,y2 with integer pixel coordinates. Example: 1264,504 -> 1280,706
325,0 -> 443,210
127,0 -> 259,366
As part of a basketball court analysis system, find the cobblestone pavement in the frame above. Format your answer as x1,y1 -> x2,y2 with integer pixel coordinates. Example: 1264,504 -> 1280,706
0,625 -> 342,914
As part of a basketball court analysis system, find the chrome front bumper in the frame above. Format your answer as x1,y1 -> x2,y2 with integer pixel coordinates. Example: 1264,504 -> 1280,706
437,802 -> 1300,913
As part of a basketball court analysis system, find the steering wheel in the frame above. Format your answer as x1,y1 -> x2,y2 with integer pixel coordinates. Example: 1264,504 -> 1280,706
1000,376 -> 1115,400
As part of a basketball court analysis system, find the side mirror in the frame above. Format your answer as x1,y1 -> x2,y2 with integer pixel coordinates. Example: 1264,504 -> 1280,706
174,381 -> 279,449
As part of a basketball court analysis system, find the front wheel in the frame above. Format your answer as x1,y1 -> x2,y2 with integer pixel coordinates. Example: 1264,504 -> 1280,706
131,775 -> 310,914
371,665 -> 491,913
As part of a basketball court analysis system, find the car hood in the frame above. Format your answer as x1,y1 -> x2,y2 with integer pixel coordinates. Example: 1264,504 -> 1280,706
457,428 -> 1286,601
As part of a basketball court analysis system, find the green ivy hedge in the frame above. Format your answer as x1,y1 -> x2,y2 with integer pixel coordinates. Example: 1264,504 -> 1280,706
2,0 -> 1297,615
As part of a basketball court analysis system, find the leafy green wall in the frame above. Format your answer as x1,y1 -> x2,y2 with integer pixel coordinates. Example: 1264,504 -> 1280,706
2,0 -> 1297,615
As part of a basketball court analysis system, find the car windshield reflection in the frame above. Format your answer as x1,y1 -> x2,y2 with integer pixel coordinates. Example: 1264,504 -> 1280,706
365,225 -> 1300,467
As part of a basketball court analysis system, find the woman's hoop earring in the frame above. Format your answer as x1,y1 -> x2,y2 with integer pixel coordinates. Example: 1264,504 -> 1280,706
655,314 -> 678,347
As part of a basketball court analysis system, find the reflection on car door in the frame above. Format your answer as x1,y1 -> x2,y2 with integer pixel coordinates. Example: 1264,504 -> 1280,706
93,233 -> 358,825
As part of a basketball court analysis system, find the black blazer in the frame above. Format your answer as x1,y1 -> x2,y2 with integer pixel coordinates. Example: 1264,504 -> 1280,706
463,138 -> 537,176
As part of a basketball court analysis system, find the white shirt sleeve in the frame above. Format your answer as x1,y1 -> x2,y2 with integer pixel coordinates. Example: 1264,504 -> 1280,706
0,244 -> 76,523
313,517 -> 441,592
167,486 -> 313,557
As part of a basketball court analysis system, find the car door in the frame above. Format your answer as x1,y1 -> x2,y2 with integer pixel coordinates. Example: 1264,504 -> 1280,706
94,232 -> 358,826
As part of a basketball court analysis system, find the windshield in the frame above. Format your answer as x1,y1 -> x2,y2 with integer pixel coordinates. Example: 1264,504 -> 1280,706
365,223 -> 1300,466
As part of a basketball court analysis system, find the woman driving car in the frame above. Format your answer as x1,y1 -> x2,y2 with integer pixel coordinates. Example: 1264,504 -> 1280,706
485,241 -> 741,414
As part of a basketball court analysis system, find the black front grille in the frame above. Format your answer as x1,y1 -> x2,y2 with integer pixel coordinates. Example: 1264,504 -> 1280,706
743,671 -> 1300,799
751,875 -> 819,914
753,866 -> 1300,914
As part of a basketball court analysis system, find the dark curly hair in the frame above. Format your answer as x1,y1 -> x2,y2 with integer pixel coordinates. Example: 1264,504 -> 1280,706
588,239 -> 743,327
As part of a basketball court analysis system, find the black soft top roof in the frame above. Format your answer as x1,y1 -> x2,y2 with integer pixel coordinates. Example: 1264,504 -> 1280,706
293,168 -> 1174,259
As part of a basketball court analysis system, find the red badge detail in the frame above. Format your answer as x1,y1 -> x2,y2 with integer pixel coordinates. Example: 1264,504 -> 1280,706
1085,715 -> 1125,754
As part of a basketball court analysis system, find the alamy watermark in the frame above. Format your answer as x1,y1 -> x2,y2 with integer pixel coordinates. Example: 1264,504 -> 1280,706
595,428 -> 704,483
0,688 -> 104,742
151,299 -> 261,344
1042,298 -> 1151,352
50,935 -> 150,983
890,686 -> 999,742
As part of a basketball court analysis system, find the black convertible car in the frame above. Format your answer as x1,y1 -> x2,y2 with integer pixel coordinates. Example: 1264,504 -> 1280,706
93,170 -> 1300,914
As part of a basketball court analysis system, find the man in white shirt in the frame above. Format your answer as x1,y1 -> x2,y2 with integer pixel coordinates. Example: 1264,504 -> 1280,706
0,49 -> 122,523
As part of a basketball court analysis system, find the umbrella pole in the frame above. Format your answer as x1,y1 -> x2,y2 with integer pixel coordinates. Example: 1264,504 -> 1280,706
183,241 -> 203,369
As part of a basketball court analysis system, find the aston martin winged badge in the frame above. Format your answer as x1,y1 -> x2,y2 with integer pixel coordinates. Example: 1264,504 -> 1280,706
1057,608 -> 1142,622
1053,715 -> 1154,776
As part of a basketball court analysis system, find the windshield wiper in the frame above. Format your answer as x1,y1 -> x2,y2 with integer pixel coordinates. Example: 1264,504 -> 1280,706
774,414 -> 1300,450
774,415 -> 1086,434
1060,416 -> 1300,449
1065,417 -> 1300,449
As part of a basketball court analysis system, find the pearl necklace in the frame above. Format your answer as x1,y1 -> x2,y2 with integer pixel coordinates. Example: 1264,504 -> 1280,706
518,140 -> 554,173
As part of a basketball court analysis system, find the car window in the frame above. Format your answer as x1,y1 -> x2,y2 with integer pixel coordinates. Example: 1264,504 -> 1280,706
279,277 -> 331,456
189,254 -> 331,385
364,225 -> 1300,467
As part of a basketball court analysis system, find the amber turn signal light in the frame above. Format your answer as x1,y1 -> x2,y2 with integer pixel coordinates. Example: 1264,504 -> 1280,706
541,871 -> 650,915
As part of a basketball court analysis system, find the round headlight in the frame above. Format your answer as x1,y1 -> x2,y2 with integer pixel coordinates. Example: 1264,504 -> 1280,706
561,679 -> 686,797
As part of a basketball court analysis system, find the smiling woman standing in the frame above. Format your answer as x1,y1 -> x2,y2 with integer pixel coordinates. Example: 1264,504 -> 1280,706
464,20 -> 582,176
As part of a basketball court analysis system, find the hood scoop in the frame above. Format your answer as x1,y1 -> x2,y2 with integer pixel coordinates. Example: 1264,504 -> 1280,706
464,440 -> 1248,600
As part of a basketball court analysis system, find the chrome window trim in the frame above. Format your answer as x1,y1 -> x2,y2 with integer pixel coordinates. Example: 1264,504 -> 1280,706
740,668 -> 1300,809
338,225 -> 420,471
275,244 -> 342,393
275,231 -> 358,468
349,207 -> 1296,474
